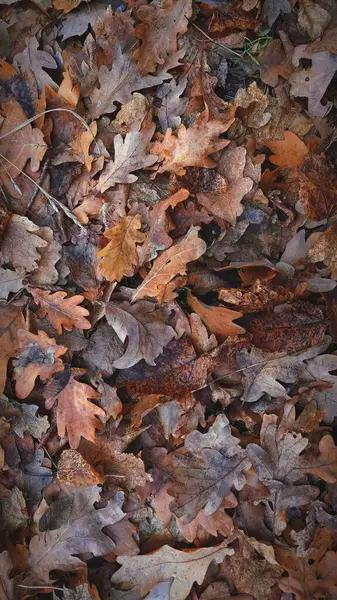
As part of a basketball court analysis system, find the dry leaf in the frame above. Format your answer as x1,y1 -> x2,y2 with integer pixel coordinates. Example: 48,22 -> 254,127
0,396 -> 49,439
14,329 -> 66,399
151,110 -> 233,177
265,130 -> 308,170
0,215 -> 48,275
97,215 -> 145,282
132,227 -> 206,303
57,449 -> 104,486
298,153 -> 337,220
298,0 -> 331,40
30,288 -> 91,335
186,291 -> 244,340
155,78 -> 188,132
308,224 -> 337,278
111,542 -> 233,600
14,36 -> 57,92
0,303 -> 25,394
133,0 -> 192,75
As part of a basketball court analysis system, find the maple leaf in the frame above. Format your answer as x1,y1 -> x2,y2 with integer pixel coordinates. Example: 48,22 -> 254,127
105,300 -> 175,369
20,487 -> 124,586
132,226 -> 206,303
133,0 -> 193,75
290,46 -> 337,117
0,303 -> 24,394
196,147 -> 254,225
168,415 -> 250,523
97,215 -> 146,282
13,329 -> 66,399
186,290 -> 245,339
90,45 -> 163,118
30,288 -> 91,335
0,100 -> 47,180
139,189 -> 189,264
45,370 -> 104,449
97,123 -> 157,193
111,542 -> 233,600
13,36 -> 57,92
151,110 -> 233,177
298,153 -> 337,220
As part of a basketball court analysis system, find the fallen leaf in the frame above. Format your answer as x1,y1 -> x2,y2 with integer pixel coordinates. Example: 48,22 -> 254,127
111,542 -> 233,600
298,153 -> 337,220
13,36 -> 57,92
45,369 -> 104,449
234,82 -> 270,128
57,449 -> 104,486
0,303 -> 25,394
23,446 -> 53,515
0,268 -> 23,300
0,396 -> 49,439
30,288 -> 91,335
13,329 -> 66,399
186,291 -> 244,340
97,215 -> 146,282
306,434 -> 337,483
308,224 -> 337,278
133,0 -> 192,75
265,130 -> 308,170
81,323 -> 124,377
297,0 -> 331,41
155,78 -> 188,132
132,226 -> 206,303
97,123 -> 157,193
151,109 -> 233,177
290,46 -> 337,117
265,0 -> 291,26
20,486 -> 124,585
171,199 -> 212,238
0,215 -> 48,275
53,0 -> 82,14
105,301 -> 175,369
304,353 -> 337,423
139,189 -> 189,264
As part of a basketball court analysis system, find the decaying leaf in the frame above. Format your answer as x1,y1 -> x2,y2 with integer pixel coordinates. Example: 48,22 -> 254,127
298,153 -> 337,220
0,215 -> 47,275
0,303 -> 25,394
30,288 -> 91,335
97,215 -> 145,283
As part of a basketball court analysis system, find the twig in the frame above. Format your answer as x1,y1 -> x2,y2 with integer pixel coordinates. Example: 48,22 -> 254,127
17,585 -> 64,591
27,158 -> 50,212
192,23 -> 242,58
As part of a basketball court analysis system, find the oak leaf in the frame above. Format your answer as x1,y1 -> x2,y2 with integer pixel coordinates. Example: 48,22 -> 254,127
111,542 -> 233,600
105,301 -> 175,369
28,227 -> 62,287
139,189 -> 189,264
57,449 -> 104,487
30,288 -> 91,335
0,396 -> 49,439
155,77 -> 188,132
97,123 -> 157,193
0,100 -> 47,179
13,36 -> 57,93
298,153 -> 337,220
304,353 -> 337,423
45,370 -> 104,449
0,303 -> 25,394
132,226 -> 206,303
13,330 -> 66,399
90,45 -> 163,118
168,415 -> 250,523
265,130 -> 308,171
171,199 -> 211,238
20,486 -> 124,586
97,215 -> 146,282
151,110 -> 233,177
81,323 -> 124,377
305,434 -> 337,483
186,291 -> 245,340
297,0 -> 331,41
308,224 -> 337,278
133,0 -> 192,75
0,215 -> 48,275
0,268 -> 23,300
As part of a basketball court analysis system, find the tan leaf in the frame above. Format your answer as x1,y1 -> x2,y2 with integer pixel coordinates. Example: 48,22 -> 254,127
21,487 -> 124,585
13,329 -> 66,399
151,109 -> 233,176
234,81 -> 270,128
265,130 -> 308,169
307,224 -> 337,279
111,542 -> 233,600
0,100 -> 47,179
97,215 -> 146,282
30,288 -> 91,335
197,147 -> 254,225
45,370 -> 104,449
57,449 -> 104,486
132,226 -> 206,303
69,121 -> 97,171
13,36 -> 57,92
139,189 -> 189,264
186,291 -> 245,340
298,0 -> 331,40
305,434 -> 337,483
28,226 -> 62,287
0,268 -> 23,300
133,0 -> 192,75
0,303 -> 25,394
0,215 -> 47,275
97,123 -> 157,193
105,300 -> 175,368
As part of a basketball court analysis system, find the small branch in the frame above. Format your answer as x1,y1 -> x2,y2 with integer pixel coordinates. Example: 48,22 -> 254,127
192,23 -> 243,58
27,158 -> 50,212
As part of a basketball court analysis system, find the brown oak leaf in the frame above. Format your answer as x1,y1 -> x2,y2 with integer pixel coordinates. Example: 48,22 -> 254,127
97,215 -> 146,282
0,215 -> 48,275
139,189 -> 189,264
45,369 -> 104,449
133,0 -> 192,75
14,329 -> 66,399
186,290 -> 245,340
30,288 -> 91,335
57,449 -> 104,487
132,226 -> 206,303
298,153 -> 337,220
171,199 -> 212,238
0,303 -> 25,394
151,109 -> 233,177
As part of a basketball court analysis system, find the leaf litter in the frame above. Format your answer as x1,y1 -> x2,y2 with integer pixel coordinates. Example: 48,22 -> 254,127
1,1 -> 337,600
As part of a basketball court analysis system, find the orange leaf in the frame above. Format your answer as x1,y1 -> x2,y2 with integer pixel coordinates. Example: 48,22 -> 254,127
46,371 -> 104,449
265,130 -> 308,171
186,290 -> 245,340
97,215 -> 146,282
133,0 -> 192,75
53,0 -> 81,13
14,330 -> 66,399
30,288 -> 91,335
57,449 -> 104,486
132,226 -> 206,303
151,109 -> 233,176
